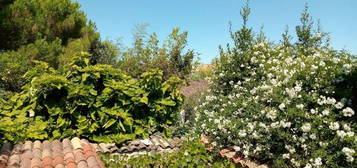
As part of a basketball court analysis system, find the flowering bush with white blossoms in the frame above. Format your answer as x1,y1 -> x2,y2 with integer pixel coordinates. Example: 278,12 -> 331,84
194,5 -> 357,168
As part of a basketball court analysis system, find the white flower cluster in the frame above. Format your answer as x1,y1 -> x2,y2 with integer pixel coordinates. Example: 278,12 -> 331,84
342,147 -> 355,162
194,41 -> 357,167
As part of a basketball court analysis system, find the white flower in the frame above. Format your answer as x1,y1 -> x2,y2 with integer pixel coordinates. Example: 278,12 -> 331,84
319,61 -> 326,66
267,110 -> 277,120
296,104 -> 304,109
337,130 -> 347,138
329,122 -> 340,130
233,146 -> 241,151
342,107 -> 354,117
243,150 -> 249,156
301,123 -> 311,132
346,131 -> 354,137
343,124 -> 351,131
309,133 -> 316,140
322,109 -> 330,116
310,109 -> 317,114
279,103 -> 286,110
314,157 -> 323,166
342,147 -> 355,162
282,153 -> 290,159
304,163 -> 312,168
335,102 -> 344,109
319,142 -> 328,147
326,97 -> 336,105
239,130 -> 247,137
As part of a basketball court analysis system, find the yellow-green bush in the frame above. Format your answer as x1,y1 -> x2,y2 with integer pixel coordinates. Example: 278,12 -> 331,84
0,53 -> 183,144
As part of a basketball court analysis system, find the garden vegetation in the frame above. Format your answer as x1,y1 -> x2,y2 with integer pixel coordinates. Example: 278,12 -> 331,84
193,4 -> 357,168
0,0 -> 356,167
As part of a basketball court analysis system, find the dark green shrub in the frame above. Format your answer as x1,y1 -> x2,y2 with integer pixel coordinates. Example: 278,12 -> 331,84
0,53 -> 183,144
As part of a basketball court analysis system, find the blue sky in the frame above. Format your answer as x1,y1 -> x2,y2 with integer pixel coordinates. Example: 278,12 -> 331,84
76,0 -> 357,64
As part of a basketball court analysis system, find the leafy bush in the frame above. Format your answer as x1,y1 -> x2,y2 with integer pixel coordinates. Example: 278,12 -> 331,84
116,25 -> 198,80
0,53 -> 183,144
194,4 -> 357,168
100,139 -> 237,168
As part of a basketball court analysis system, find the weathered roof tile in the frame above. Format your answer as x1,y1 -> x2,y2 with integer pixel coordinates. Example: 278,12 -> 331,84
77,160 -> 88,168
20,157 -> 31,168
71,138 -> 82,150
74,150 -> 86,163
42,156 -> 53,167
1,138 -> 107,168
53,156 -> 64,166
33,141 -> 42,150
31,157 -> 42,167
86,156 -> 98,168
23,141 -> 32,151
54,164 -> 65,168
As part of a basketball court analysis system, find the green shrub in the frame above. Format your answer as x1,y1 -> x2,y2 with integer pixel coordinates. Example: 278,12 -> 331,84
0,53 -> 183,144
100,139 -> 237,168
194,4 -> 357,168
116,25 -> 198,80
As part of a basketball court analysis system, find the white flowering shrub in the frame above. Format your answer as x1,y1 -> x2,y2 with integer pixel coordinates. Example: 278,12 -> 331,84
194,5 -> 357,168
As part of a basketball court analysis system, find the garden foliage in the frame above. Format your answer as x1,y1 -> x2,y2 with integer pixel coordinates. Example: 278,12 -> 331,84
194,4 -> 357,168
116,25 -> 198,80
0,53 -> 183,144
100,139 -> 237,168
0,0 -> 117,92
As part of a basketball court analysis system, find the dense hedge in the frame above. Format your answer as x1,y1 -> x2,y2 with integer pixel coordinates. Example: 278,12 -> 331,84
194,5 -> 357,168
0,53 -> 183,144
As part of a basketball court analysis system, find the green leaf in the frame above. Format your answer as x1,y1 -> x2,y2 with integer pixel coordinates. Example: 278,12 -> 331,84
158,98 -> 176,106
103,119 -> 116,129
82,73 -> 90,82
52,130 -> 61,138
139,96 -> 148,104
56,117 -> 66,127
118,120 -> 126,132
89,89 -> 97,96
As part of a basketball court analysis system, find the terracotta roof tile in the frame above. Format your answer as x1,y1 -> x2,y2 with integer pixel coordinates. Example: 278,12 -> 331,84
71,138 -> 81,150
23,141 -> 33,151
53,156 -> 64,166
74,151 -> 86,163
42,149 -> 52,159
0,138 -> 107,168
81,145 -> 92,153
66,162 -> 77,168
42,156 -> 53,167
20,157 -> 31,168
31,157 -> 42,167
54,164 -> 65,168
33,141 -> 42,150
0,163 -> 6,168
77,160 -> 88,168
86,156 -> 98,168
33,148 -> 42,159
42,141 -> 51,150
43,165 -> 53,168
83,151 -> 95,160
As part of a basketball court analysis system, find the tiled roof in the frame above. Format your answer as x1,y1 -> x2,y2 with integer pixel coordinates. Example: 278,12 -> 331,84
180,80 -> 208,97
0,138 -> 104,168
94,135 -> 184,159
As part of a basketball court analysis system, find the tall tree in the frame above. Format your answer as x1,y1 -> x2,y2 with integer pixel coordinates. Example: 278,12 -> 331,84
0,0 -> 116,92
